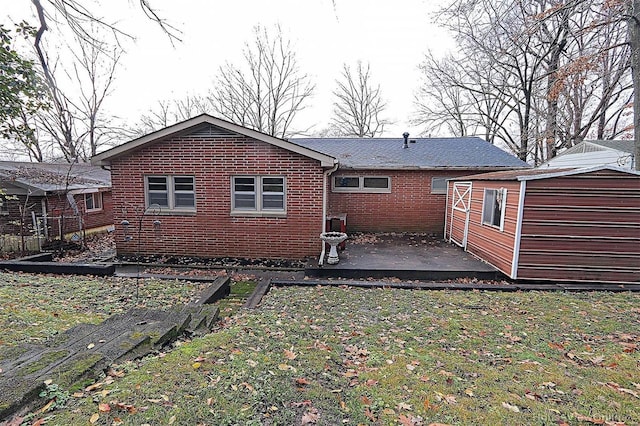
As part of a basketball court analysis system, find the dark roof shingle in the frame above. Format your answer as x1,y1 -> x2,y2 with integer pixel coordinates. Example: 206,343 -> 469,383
0,161 -> 110,194
291,137 -> 529,169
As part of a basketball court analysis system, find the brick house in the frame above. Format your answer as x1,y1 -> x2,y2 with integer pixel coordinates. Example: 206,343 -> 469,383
92,115 -> 336,260
0,161 -> 113,245
294,136 -> 529,234
92,114 -> 528,260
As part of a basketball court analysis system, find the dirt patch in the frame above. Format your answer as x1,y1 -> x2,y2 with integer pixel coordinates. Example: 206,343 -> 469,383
53,233 -> 116,263
348,232 -> 442,246
117,254 -> 306,270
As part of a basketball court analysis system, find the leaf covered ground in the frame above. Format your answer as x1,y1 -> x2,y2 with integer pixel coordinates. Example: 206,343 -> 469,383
36,285 -> 639,426
0,272 -> 208,359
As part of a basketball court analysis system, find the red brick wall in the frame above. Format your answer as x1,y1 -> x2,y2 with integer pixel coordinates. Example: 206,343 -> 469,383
109,135 -> 325,259
47,190 -> 114,235
328,170 -> 475,234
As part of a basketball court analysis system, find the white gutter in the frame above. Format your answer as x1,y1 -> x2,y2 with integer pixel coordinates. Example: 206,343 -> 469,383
319,162 -> 339,266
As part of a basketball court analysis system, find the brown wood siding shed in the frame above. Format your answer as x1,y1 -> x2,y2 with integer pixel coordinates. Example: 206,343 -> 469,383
517,170 -> 640,283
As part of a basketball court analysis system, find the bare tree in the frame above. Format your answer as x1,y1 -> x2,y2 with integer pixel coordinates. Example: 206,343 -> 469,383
31,33 -> 123,162
210,25 -> 314,138
330,61 -> 390,137
132,95 -> 213,136
416,0 -> 632,164
30,0 -> 181,49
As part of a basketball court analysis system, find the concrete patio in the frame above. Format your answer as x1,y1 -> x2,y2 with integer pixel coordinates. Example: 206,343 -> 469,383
306,233 -> 500,281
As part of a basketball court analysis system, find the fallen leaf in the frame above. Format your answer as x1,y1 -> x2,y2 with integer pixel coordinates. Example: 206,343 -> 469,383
168,415 -> 176,424
397,402 -> 412,410
501,401 -> 520,413
107,369 -> 125,378
423,399 -> 438,410
398,414 -> 413,426
284,349 -> 297,360
548,342 -> 565,350
87,343 -> 95,349
32,418 -> 46,426
364,407 -> 377,421
39,399 -> 55,413
4,416 -> 23,426
43,379 -> 53,386
85,382 -> 103,392
89,413 -> 99,424
444,395 -> 457,404
296,377 -> 311,385
573,412 -> 607,424
192,362 -> 202,369
301,409 -> 319,424
98,403 -> 111,412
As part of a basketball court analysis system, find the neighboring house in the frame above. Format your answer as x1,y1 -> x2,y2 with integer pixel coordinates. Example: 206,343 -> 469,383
445,166 -> 640,284
540,140 -> 635,170
92,114 -> 528,260
0,161 -> 113,243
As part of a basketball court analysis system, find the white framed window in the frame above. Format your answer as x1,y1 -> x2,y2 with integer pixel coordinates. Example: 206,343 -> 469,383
232,176 -> 286,215
332,175 -> 391,193
482,188 -> 507,231
84,192 -> 103,212
145,175 -> 195,211
431,177 -> 448,194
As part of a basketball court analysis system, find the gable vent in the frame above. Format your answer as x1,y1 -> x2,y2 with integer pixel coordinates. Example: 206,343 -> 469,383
190,124 -> 237,138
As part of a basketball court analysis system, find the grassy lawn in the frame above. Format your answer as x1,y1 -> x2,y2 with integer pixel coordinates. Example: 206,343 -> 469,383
19,285 -> 639,426
0,272 -> 209,360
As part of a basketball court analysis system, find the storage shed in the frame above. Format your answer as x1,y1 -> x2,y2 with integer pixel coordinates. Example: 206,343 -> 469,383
445,166 -> 640,284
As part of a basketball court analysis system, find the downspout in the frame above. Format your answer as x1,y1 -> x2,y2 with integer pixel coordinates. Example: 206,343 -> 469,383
319,161 -> 339,266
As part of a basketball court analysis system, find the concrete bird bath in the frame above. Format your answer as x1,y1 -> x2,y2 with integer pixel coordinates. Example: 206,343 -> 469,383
320,232 -> 348,265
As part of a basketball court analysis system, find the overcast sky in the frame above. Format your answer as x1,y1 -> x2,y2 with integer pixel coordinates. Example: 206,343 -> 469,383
4,0 -> 455,138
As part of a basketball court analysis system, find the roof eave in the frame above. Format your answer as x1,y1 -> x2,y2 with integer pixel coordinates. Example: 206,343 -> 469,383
518,164 -> 640,181
337,165 -> 531,171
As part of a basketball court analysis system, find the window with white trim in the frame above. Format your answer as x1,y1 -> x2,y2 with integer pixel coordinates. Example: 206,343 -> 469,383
482,188 -> 507,230
431,177 -> 448,194
145,175 -> 195,211
232,176 -> 285,214
332,175 -> 391,193
84,192 -> 103,212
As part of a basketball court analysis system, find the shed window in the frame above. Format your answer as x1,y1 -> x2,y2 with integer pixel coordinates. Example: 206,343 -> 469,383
232,176 -> 286,214
145,175 -> 195,211
333,176 -> 391,193
482,188 -> 507,230
431,177 -> 448,194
